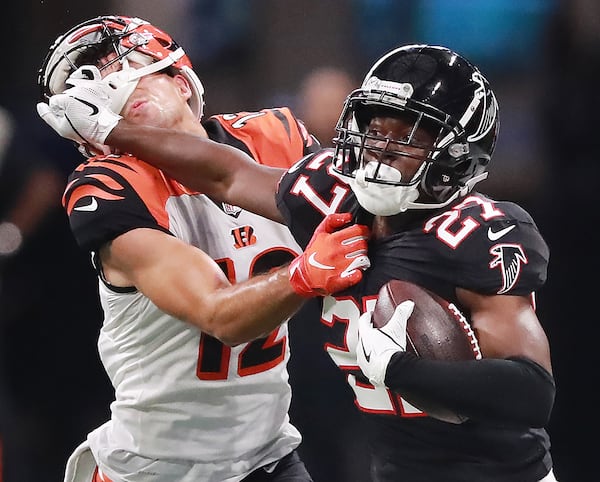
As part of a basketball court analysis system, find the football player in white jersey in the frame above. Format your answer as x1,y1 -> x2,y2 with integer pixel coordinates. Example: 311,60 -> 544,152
40,44 -> 559,482
36,16 -> 370,482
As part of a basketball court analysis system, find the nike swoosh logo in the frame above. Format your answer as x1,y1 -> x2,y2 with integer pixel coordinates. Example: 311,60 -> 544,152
361,343 -> 371,362
341,255 -> 370,278
74,96 -> 99,115
74,197 -> 98,212
308,252 -> 335,270
487,224 -> 515,241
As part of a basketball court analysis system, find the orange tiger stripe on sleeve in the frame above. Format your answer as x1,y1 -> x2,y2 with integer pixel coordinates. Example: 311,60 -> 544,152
214,107 -> 312,169
63,155 -> 176,232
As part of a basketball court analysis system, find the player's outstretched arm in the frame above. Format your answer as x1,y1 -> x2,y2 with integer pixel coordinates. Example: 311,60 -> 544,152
101,213 -> 370,345
37,70 -> 285,222
108,123 -> 286,223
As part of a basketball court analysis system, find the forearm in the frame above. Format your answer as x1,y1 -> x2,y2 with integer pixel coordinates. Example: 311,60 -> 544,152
200,266 -> 304,346
385,353 -> 555,427
107,123 -> 285,222
108,123 -> 234,192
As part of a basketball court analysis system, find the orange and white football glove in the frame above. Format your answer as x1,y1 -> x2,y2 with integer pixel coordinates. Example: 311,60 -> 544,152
289,213 -> 370,297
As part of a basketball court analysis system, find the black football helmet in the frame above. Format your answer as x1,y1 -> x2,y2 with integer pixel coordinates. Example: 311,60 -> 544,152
38,15 -> 205,118
333,44 -> 499,215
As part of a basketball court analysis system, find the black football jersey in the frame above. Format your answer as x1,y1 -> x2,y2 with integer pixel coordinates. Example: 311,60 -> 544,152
276,150 -> 552,482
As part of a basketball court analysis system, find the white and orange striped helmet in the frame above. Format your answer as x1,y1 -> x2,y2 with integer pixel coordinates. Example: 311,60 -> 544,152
38,15 -> 205,119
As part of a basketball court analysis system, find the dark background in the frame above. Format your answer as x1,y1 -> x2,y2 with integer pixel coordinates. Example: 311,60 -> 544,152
0,1 -> 596,481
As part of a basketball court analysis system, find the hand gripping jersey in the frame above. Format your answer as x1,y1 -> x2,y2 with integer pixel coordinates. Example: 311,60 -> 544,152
62,108 -> 318,482
276,150 -> 553,482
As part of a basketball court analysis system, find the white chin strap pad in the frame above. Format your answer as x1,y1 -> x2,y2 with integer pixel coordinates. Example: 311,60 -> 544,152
350,162 -> 420,216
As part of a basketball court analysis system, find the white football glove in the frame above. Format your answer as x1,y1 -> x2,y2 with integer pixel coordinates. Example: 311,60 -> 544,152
36,66 -> 122,149
356,300 -> 414,386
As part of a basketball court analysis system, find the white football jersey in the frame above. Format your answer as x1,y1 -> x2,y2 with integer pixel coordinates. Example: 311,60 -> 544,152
63,107 -> 319,481
88,195 -> 302,481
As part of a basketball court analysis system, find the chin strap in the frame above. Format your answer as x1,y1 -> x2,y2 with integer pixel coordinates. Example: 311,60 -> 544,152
350,161 -> 422,216
347,159 -> 489,215
100,48 -> 187,114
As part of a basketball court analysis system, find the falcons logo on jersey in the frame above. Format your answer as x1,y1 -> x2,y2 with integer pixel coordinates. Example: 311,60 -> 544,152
489,243 -> 528,294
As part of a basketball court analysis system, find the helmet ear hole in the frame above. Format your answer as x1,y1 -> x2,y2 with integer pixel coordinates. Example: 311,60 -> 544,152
422,163 -> 454,200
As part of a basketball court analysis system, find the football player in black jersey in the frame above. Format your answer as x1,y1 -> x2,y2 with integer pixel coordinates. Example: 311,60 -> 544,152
39,44 -> 558,481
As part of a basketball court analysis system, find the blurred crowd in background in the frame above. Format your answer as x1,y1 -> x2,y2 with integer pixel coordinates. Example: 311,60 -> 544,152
0,0 -> 597,481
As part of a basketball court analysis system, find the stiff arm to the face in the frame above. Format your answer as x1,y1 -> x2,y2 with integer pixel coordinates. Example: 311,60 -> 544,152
37,71 -> 287,222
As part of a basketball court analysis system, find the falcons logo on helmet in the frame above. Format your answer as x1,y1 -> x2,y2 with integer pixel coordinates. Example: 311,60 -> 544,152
488,243 -> 528,294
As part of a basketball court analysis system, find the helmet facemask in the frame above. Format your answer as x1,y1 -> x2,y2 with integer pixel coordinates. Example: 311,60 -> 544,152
38,16 -> 205,118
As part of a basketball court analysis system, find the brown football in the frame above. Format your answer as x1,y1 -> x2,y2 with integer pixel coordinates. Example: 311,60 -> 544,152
372,279 -> 482,423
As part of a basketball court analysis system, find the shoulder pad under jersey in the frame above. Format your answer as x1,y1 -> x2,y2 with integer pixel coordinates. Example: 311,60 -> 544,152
204,107 -> 320,169
422,194 -> 549,295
